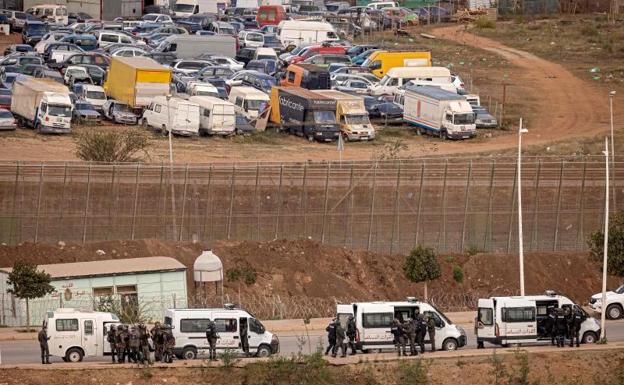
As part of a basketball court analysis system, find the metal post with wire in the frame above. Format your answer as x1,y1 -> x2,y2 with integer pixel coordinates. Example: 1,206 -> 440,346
600,137 -> 610,342
610,91 -> 617,210
167,94 -> 177,240
518,118 -> 528,296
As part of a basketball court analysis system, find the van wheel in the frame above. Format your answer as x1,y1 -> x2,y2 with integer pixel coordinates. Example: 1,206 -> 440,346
35,122 -> 41,133
182,346 -> 197,360
442,338 -> 458,351
477,340 -> 484,349
141,118 -> 148,129
161,125 -> 168,136
66,347 -> 84,362
439,130 -> 447,140
582,331 -> 597,344
607,304 -> 623,320
307,134 -> 314,142
256,345 -> 272,358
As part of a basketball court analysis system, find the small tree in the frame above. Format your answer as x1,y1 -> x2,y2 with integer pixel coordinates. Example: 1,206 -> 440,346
6,261 -> 55,331
403,246 -> 441,301
74,128 -> 150,162
588,210 -> 624,277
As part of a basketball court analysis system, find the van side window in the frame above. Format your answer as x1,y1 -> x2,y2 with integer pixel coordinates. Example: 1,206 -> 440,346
235,97 -> 243,107
154,104 -> 161,113
478,308 -> 493,326
40,102 -> 47,113
287,71 -> 296,83
423,311 -> 443,328
56,319 -> 79,331
120,36 -> 132,44
101,34 -> 117,43
180,318 -> 211,332
249,318 -> 265,334
203,109 -> 211,117
362,312 -> 393,328
215,318 -> 237,333
84,320 -> 93,335
502,307 -> 535,323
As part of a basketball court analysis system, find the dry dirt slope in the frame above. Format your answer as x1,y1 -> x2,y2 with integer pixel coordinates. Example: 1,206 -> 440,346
0,239 -> 618,316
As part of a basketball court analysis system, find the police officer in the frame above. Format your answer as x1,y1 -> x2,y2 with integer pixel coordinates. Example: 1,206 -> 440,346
416,314 -> 426,354
162,327 -> 175,363
568,306 -> 584,348
346,315 -> 357,355
206,319 -> 219,361
426,314 -> 436,352
107,324 -> 117,363
324,319 -> 337,356
138,324 -> 151,364
128,326 -> 140,363
406,317 -> 418,356
240,318 -> 250,357
116,325 -> 128,363
333,321 -> 347,358
547,307 -> 557,346
38,323 -> 51,365
151,322 -> 163,362
554,308 -> 568,347
391,319 -> 407,356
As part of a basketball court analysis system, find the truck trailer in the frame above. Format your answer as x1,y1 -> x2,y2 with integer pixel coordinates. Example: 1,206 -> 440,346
269,86 -> 340,142
11,78 -> 72,134
402,85 -> 476,140
103,56 -> 172,110
312,89 -> 374,141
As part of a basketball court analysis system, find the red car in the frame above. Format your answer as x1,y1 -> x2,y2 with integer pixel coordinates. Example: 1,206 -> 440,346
256,5 -> 286,27
289,45 -> 347,64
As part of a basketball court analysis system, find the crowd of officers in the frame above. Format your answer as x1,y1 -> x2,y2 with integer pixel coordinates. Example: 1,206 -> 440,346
324,312 -> 437,358
106,322 -> 176,364
539,306 -> 586,348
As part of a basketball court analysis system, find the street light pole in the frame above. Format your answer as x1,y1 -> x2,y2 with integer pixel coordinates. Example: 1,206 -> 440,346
518,118 -> 528,296
610,91 -> 616,211
601,136 -> 610,341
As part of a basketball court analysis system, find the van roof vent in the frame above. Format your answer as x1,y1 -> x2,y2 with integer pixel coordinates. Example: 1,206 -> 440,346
406,296 -> 417,303
224,303 -> 236,310
545,290 -> 557,297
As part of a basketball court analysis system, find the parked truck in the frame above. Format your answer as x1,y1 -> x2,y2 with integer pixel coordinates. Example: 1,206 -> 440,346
312,89 -> 374,141
269,86 -> 340,142
11,78 -> 72,134
103,57 -> 172,110
403,85 -> 476,140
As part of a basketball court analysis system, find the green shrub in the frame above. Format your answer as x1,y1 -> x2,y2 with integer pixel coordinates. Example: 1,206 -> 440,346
452,265 -> 464,283
588,211 -> 624,278
74,128 -> 150,162
474,17 -> 496,29
226,261 -> 258,285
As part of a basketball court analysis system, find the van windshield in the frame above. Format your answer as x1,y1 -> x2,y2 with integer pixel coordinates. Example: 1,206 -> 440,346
345,114 -> 370,125
429,303 -> 452,324
48,105 -> 72,117
313,110 -> 335,124
453,113 -> 475,125
86,91 -> 105,99
174,4 -> 196,12
244,99 -> 265,111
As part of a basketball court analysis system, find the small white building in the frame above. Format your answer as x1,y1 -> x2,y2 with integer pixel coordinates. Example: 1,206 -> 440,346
0,257 -> 188,327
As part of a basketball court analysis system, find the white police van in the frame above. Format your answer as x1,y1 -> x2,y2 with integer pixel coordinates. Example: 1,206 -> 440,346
476,291 -> 601,348
45,308 -> 120,362
336,298 -> 467,352
164,306 -> 279,359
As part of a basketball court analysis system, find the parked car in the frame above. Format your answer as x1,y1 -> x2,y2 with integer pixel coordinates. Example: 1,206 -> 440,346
33,68 -> 64,83
334,78 -> 370,94
0,88 -> 12,109
198,55 -> 244,71
4,44 -> 34,56
302,54 -> 352,67
196,66 -> 235,80
246,59 -> 277,75
77,64 -> 106,85
52,52 -> 110,72
0,108 -> 16,130
473,106 -> 498,128
235,114 -> 255,135
68,12 -> 92,24
170,59 -> 214,75
102,99 -> 138,124
72,100 -> 101,124
142,13 -> 173,23
43,42 -> 84,63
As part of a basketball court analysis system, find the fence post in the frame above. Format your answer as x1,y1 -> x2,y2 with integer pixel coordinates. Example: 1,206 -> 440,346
460,160 -> 473,252
82,163 -> 92,245
577,162 -> 587,250
58,163 -> 68,241
367,162 -> 378,251
438,161 -> 449,251
157,164 -> 165,239
413,162 -> 425,248
34,163 -> 44,243
11,162 -> 20,244
178,164 -> 190,241
201,165 -> 213,240
130,164 -> 141,240
553,161 -> 565,251
274,164 -> 283,240
254,164 -> 260,240
531,160 -> 542,250
226,165 -> 236,240
506,162 -> 518,254
389,161 -> 401,255
302,163 -> 309,237
484,160 -> 496,251
321,163 -> 331,244
345,162 -> 355,247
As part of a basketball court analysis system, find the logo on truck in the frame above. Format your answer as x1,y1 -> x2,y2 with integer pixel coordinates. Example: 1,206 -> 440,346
279,96 -> 304,111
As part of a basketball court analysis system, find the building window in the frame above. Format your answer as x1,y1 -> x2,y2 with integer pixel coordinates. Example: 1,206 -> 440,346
116,285 -> 137,294
56,319 -> 79,332
93,287 -> 113,297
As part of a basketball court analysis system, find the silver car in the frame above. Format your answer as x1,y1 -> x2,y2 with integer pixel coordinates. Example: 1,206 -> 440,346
0,108 -> 16,130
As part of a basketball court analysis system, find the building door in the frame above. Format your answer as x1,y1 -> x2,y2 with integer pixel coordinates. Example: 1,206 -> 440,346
82,319 -> 97,357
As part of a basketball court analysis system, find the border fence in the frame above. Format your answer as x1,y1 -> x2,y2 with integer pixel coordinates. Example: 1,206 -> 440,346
0,156 -> 619,254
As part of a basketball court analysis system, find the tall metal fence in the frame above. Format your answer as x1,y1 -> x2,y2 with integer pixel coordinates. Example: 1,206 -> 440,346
0,157 -> 619,254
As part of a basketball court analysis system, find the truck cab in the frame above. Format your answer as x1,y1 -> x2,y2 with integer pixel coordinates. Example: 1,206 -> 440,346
441,102 -> 476,139
36,92 -> 72,133
313,89 -> 374,141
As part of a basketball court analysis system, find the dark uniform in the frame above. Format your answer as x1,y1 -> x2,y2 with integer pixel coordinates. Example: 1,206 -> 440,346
206,320 -> 219,361
416,315 -> 426,354
324,320 -> 337,356
568,307 -> 584,348
162,328 -> 175,363
346,316 -> 357,355
138,324 -> 151,363
116,325 -> 128,363
332,322 -> 347,357
151,323 -> 163,362
240,319 -> 249,356
391,319 -> 407,356
554,309 -> 568,347
406,318 -> 418,356
426,315 -> 436,352
38,325 -> 51,364
106,325 -> 117,363
128,326 -> 140,363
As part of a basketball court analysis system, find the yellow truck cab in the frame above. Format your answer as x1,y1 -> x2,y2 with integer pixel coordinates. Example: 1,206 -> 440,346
362,51 -> 432,78
312,90 -> 374,141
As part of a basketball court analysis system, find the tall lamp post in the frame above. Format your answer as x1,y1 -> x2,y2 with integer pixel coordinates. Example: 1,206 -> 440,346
601,137 -> 610,341
610,91 -> 616,210
167,94 -> 177,240
518,118 -> 528,296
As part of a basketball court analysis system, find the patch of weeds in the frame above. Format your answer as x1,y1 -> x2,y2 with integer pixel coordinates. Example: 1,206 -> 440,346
490,350 -> 507,385
397,359 -> 430,385
456,356 -> 466,368
597,337 -> 608,344
445,255 -> 455,263
581,23 -> 599,37
226,260 -> 257,285
452,265 -> 464,283
360,363 -> 381,385
474,17 -> 496,29
219,348 -> 240,369
466,245 -> 484,256
507,349 -> 540,385
230,130 -> 282,145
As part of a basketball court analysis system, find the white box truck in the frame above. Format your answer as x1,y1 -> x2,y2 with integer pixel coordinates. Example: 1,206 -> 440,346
164,306 -> 279,359
403,85 -> 476,140
189,95 -> 236,136
44,308 -> 120,362
11,78 -> 72,134
312,89 -> 375,141
173,0 -> 230,17
277,20 -> 339,48
141,95 -> 200,136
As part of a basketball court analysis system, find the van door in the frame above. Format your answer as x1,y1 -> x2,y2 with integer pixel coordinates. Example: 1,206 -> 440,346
82,319 -> 97,357
175,103 -> 191,133
500,299 -> 537,344
337,304 -> 354,330
214,316 -> 241,352
477,298 -> 496,345
359,304 -> 394,350
247,317 -> 267,353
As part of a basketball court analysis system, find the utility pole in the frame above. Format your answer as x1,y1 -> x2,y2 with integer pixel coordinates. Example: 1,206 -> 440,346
518,118 -> 528,296
610,91 -> 617,211
600,137 -> 609,342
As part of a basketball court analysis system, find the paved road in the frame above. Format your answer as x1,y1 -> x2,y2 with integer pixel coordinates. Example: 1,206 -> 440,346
2,320 -> 624,365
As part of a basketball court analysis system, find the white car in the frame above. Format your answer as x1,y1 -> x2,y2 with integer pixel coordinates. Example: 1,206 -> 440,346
34,31 -> 68,53
202,55 -> 244,71
0,108 -> 16,130
590,284 -> 624,319
170,59 -> 214,75
63,65 -> 89,85
452,74 -> 466,94
79,84 -> 107,110
142,13 -> 173,24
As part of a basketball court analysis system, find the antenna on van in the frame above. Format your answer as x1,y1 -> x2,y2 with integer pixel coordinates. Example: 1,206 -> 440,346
545,290 -> 557,297
224,303 -> 236,310
406,296 -> 418,303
